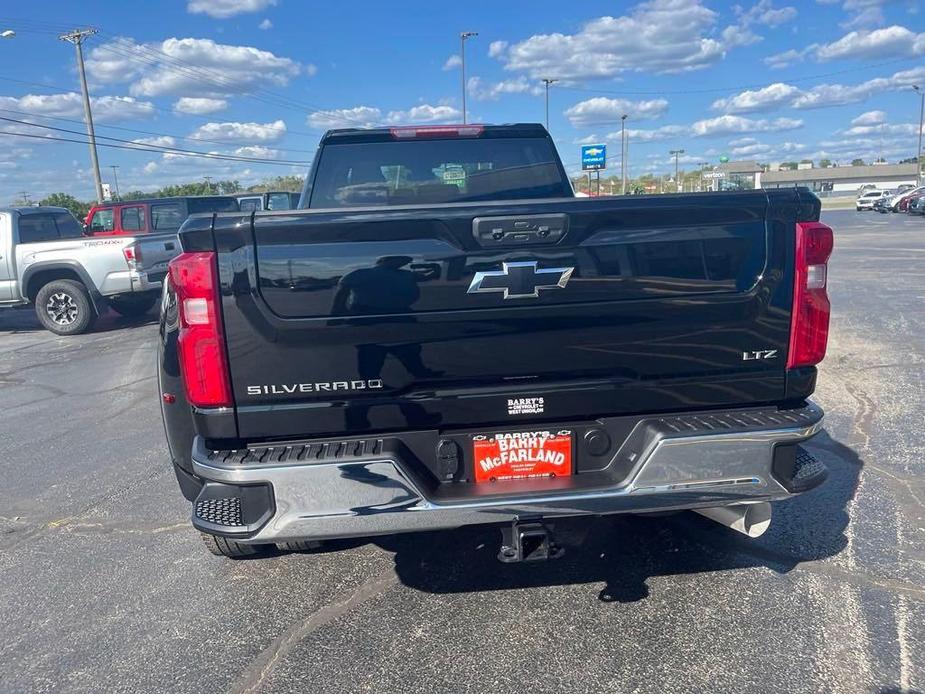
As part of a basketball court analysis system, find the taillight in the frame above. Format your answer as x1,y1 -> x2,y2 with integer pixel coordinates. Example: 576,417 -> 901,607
787,222 -> 834,369
123,245 -> 137,269
389,125 -> 484,139
168,251 -> 233,408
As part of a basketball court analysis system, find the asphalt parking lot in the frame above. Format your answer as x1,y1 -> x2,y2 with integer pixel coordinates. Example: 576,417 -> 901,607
1,208 -> 923,693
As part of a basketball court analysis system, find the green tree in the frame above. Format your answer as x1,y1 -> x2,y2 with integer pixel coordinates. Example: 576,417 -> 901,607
38,193 -> 92,220
819,158 -> 832,168
851,158 -> 865,166
246,175 -> 305,193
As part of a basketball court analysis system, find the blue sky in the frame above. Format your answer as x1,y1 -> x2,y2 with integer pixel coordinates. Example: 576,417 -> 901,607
1,0 -> 924,202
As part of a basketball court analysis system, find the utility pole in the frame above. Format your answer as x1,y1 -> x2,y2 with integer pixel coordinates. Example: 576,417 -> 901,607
914,86 -> 924,185
109,165 -> 120,200
669,149 -> 685,193
59,28 -> 103,204
18,190 -> 30,205
620,114 -> 628,195
541,78 -> 557,131
460,31 -> 478,124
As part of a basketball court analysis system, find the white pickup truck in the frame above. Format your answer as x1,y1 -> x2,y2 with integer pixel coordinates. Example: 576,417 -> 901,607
0,206 -> 179,335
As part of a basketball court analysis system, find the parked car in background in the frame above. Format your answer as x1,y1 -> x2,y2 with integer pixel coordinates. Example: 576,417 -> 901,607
234,191 -> 300,212
909,195 -> 925,215
1,206 -> 179,334
872,196 -> 893,213
889,186 -> 925,211
85,196 -> 239,236
856,189 -> 891,210
901,191 -> 925,212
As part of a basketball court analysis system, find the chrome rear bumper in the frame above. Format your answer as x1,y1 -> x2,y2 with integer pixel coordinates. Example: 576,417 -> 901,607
190,402 -> 824,543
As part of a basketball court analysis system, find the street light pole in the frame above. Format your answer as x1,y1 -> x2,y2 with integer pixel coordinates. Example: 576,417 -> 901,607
669,149 -> 685,193
460,32 -> 478,124
620,114 -> 628,195
542,78 -> 557,131
914,85 -> 924,185
59,28 -> 104,204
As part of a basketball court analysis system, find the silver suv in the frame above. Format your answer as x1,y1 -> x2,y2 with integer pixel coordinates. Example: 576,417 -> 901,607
0,206 -> 178,335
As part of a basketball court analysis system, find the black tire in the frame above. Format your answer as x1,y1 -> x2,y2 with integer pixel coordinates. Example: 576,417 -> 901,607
200,532 -> 269,559
276,540 -> 323,553
109,293 -> 158,318
34,279 -> 95,335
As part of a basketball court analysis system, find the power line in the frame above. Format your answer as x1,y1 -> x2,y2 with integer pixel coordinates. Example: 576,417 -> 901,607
0,116 -> 312,165
0,74 -> 352,138
0,107 -> 319,155
0,129 -> 309,166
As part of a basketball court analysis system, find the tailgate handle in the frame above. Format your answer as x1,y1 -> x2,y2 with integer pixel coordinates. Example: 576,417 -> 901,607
472,214 -> 568,247
165,242 -> 175,251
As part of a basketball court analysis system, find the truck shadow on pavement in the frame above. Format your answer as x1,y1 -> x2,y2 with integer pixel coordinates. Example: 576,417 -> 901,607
373,431 -> 862,603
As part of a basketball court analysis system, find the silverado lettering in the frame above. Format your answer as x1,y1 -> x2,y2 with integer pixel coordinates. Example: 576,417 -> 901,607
246,380 -> 383,396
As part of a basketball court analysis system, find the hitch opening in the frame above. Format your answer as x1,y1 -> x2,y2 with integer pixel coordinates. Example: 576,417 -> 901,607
498,521 -> 564,563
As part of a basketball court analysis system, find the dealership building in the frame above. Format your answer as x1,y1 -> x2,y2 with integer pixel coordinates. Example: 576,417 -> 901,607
710,161 -> 920,195
759,163 -> 919,194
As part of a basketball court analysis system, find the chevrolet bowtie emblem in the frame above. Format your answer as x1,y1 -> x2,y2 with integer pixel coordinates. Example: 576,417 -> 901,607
467,261 -> 575,300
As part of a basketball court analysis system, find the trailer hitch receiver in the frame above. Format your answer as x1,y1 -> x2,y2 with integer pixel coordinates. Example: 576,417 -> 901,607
498,521 -> 564,563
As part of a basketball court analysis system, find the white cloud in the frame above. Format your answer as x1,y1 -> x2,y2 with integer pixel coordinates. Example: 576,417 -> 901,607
173,97 -> 228,115
386,104 -> 461,124
793,66 -> 925,108
816,25 -> 925,61
563,96 -> 669,127
131,136 -> 177,148
443,54 -> 462,70
842,121 -> 922,137
691,115 -> 803,136
233,145 -> 279,158
467,76 -> 542,101
87,37 -> 303,99
819,0 -> 889,30
488,40 -> 508,58
187,0 -> 276,18
189,119 -> 287,143
574,134 -> 602,145
307,106 -> 382,129
711,82 -> 801,113
306,103 -> 462,129
0,93 -> 154,122
721,25 -> 761,48
851,109 -> 886,125
496,0 -> 730,80
258,18 -> 272,30
614,124 -> 688,142
763,46 -> 814,69
710,66 -> 925,114
730,140 -> 805,157
735,0 -> 798,27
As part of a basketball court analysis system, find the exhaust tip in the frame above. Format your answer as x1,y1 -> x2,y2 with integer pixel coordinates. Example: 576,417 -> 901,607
694,502 -> 771,538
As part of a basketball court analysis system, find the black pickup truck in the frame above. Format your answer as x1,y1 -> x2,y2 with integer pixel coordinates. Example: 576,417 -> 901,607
158,123 -> 833,561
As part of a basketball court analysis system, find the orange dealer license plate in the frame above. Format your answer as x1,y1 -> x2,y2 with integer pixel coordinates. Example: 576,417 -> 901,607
473,430 -> 573,483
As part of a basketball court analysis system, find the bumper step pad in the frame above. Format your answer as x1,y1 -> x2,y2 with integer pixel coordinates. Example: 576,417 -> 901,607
787,446 -> 828,493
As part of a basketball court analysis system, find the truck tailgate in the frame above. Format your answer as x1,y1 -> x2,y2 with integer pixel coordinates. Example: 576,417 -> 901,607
208,189 -> 817,439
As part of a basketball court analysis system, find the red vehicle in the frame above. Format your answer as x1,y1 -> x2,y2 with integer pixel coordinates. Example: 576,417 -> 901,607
900,191 -> 924,212
84,196 -> 239,236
